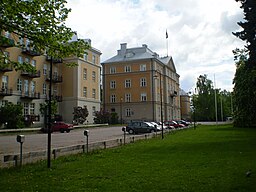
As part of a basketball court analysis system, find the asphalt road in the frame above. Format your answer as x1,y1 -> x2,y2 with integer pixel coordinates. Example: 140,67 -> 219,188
0,126 -> 124,155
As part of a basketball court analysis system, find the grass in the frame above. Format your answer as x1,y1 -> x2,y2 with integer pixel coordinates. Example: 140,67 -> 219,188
0,124 -> 256,191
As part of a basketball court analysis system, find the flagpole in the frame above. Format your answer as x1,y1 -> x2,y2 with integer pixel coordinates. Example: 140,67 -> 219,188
166,29 -> 168,57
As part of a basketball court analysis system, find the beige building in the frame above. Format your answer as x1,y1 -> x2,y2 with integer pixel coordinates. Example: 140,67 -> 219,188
102,43 -> 180,123
0,31 -> 101,126
180,89 -> 191,120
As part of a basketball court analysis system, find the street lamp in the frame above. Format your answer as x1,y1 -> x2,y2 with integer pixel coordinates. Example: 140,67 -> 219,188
154,70 -> 164,139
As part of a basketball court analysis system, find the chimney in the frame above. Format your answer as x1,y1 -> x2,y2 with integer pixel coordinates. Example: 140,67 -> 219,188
120,43 -> 127,56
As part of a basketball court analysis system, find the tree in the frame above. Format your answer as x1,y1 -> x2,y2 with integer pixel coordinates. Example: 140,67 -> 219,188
94,109 -> 111,124
233,0 -> 256,127
73,106 -> 89,125
0,0 -> 90,70
0,103 -> 24,129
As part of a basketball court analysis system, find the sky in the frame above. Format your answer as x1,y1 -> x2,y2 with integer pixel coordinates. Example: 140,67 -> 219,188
65,0 -> 244,92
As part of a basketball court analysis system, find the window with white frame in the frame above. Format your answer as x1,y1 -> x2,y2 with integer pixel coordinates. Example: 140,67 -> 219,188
110,67 -> 116,74
140,77 -> 147,87
25,57 -> 30,64
111,94 -> 116,103
31,81 -> 35,94
126,108 -> 131,117
19,36 -> 24,46
30,103 -> 35,115
24,80 -> 29,96
53,85 -> 57,96
43,83 -> 47,95
124,65 -> 131,72
83,68 -> 87,80
140,64 -> 146,71
31,60 -> 36,67
92,55 -> 96,64
141,93 -> 147,101
24,103 -> 29,115
125,79 -> 131,88
2,76 -> 8,89
84,52 -> 88,61
92,71 -> 96,82
5,31 -> 10,38
92,89 -> 96,98
43,64 -> 47,75
83,87 -> 87,97
3,52 -> 9,64
125,93 -> 131,102
17,79 -> 22,92
110,80 -> 116,89
18,56 -> 23,64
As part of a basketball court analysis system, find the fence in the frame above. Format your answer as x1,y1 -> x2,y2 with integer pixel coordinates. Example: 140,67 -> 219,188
2,131 -> 161,168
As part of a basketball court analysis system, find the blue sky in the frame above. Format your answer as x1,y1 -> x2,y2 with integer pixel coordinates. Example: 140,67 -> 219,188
66,0 -> 244,92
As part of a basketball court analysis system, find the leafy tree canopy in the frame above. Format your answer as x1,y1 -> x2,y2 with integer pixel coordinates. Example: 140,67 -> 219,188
0,0 -> 90,68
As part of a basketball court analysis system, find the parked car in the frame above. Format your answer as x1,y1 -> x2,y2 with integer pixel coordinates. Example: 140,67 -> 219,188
176,120 -> 190,127
164,120 -> 185,128
126,121 -> 157,134
41,121 -> 74,133
150,122 -> 162,131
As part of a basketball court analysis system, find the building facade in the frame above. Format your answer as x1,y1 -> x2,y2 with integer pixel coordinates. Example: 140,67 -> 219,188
0,31 -> 101,126
180,89 -> 191,121
102,43 -> 180,123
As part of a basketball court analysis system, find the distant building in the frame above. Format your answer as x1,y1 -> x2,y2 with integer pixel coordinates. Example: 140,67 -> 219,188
101,43 -> 180,123
180,89 -> 191,120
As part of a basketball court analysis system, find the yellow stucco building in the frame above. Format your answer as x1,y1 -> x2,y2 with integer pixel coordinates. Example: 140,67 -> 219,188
0,31 -> 101,126
102,43 -> 180,123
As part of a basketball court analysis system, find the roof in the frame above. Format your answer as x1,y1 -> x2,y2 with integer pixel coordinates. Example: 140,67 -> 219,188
102,43 -> 176,72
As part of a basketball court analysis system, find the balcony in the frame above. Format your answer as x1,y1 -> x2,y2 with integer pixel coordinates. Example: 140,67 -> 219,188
46,56 -> 63,63
0,88 -> 13,96
21,70 -> 41,78
22,46 -> 41,56
24,114 -> 40,122
0,64 -> 13,72
46,75 -> 63,83
20,92 -> 40,100
0,36 -> 15,48
46,95 -> 63,102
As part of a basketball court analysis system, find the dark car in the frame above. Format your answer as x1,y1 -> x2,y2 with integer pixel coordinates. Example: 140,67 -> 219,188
177,120 -> 190,126
41,122 -> 73,133
126,121 -> 157,134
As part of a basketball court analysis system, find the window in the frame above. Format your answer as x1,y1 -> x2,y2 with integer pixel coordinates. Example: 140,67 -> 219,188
19,36 -> 24,46
30,103 -> 35,115
110,80 -> 116,89
18,56 -> 23,64
125,93 -> 131,102
17,79 -> 22,92
43,64 -> 47,75
84,52 -> 88,61
24,103 -> 29,115
25,57 -> 30,64
124,65 -> 131,72
92,71 -> 96,82
140,78 -> 146,87
53,85 -> 57,96
140,64 -> 146,71
110,67 -> 116,74
92,89 -> 96,98
111,94 -> 116,103
5,31 -> 10,38
2,76 -> 8,89
126,108 -> 131,117
92,106 -> 96,115
125,79 -> 131,88
141,93 -> 147,101
3,52 -> 9,64
1,100 -> 8,106
92,55 -> 96,64
83,87 -> 87,97
31,81 -> 35,94
83,68 -> 87,80
43,83 -> 47,95
31,60 -> 36,67
24,80 -> 29,96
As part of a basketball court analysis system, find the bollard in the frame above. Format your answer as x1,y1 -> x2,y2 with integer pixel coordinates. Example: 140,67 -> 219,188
16,135 -> 25,167
84,130 -> 89,153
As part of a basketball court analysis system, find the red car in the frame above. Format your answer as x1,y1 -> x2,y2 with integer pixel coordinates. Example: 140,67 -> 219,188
41,122 -> 74,133
164,121 -> 185,129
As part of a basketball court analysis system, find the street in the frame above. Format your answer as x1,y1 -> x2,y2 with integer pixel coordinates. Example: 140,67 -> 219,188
0,126 -> 124,155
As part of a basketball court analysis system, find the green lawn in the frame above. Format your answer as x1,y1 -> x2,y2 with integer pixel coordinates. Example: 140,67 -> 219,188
1,124 -> 256,192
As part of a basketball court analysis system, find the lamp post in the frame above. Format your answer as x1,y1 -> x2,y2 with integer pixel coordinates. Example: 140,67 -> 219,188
154,70 -> 164,139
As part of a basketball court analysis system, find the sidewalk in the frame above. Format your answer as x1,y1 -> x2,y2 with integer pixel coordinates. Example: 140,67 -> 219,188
0,123 -> 109,134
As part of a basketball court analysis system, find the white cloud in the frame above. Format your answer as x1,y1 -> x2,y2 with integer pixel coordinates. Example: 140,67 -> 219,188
66,0 -> 244,92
